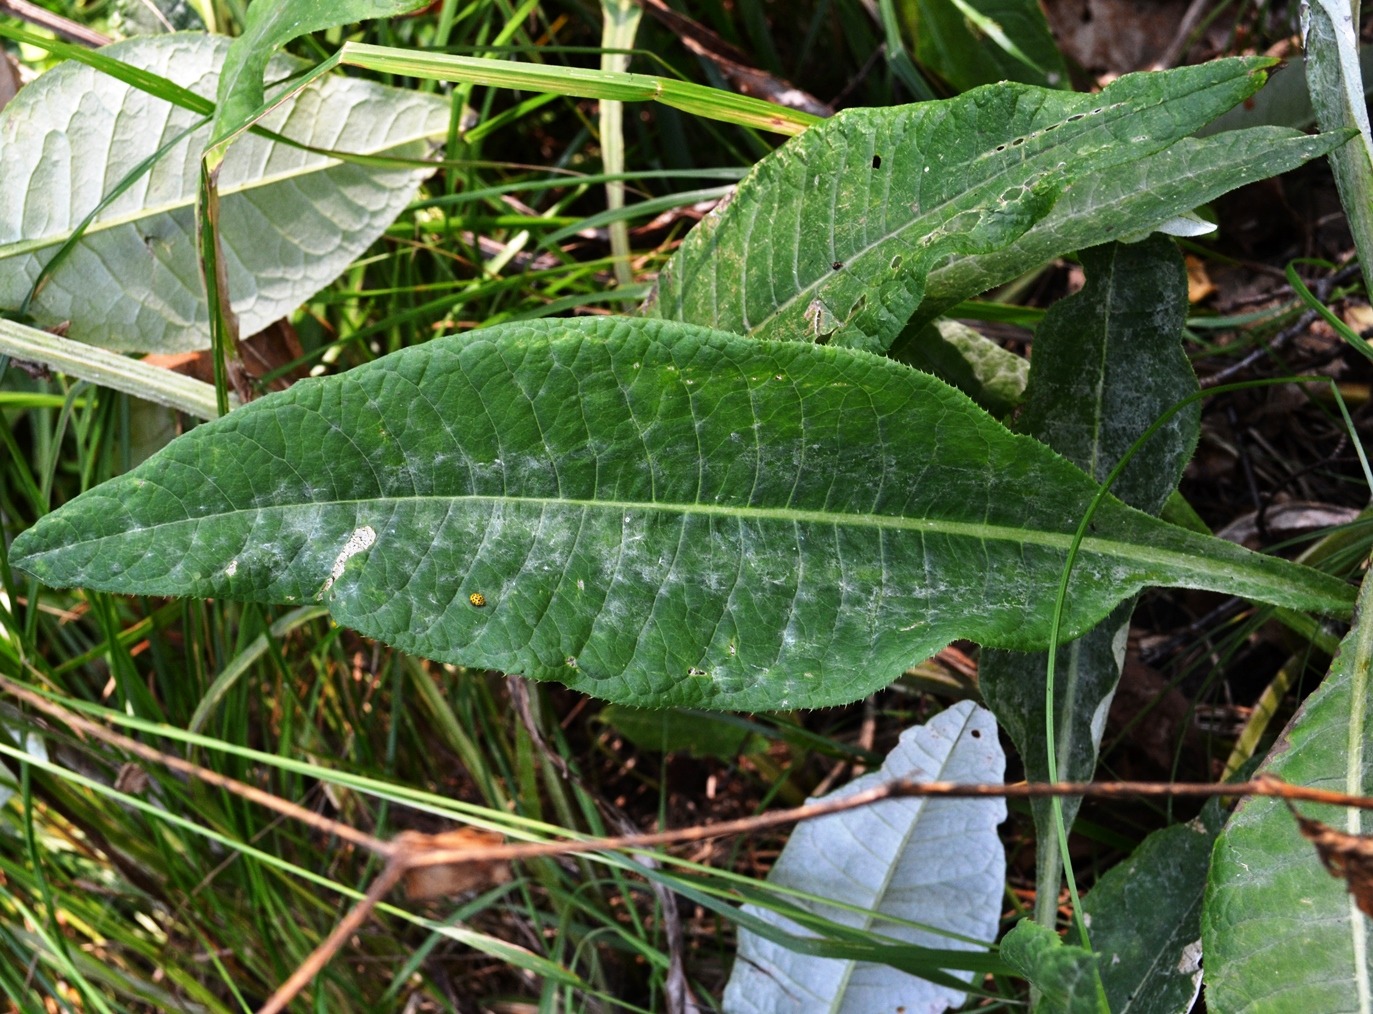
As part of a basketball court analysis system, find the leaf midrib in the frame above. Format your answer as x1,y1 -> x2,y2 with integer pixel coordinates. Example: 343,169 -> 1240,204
0,126 -> 443,260
29,490 -> 1298,593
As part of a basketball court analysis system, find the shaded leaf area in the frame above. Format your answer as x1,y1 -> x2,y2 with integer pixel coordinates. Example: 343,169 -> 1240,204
1083,806 -> 1220,1014
894,318 -> 1028,417
1000,919 -> 1105,1014
10,318 -> 1354,710
0,34 -> 446,351
647,58 -> 1329,353
724,701 -> 1005,1012
980,238 -> 1198,920
897,0 -> 1069,92
1203,565 -> 1373,1012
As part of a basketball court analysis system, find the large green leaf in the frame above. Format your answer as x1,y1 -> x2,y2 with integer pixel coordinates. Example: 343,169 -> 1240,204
980,237 -> 1199,924
0,33 -> 446,352
647,59 -> 1321,352
9,318 -> 1355,710
1202,565 -> 1373,1012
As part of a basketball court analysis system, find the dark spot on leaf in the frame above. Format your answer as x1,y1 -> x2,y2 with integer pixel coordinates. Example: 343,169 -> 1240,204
971,729 -> 981,738
871,154 -> 882,169
832,261 -> 843,271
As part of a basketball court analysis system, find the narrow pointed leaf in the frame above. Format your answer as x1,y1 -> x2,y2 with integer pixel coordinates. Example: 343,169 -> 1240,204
647,59 -> 1273,351
980,238 -> 1198,919
917,126 -> 1351,324
0,34 -> 446,351
1203,566 -> 1373,1012
723,701 -> 1005,1012
1302,0 -> 1373,302
10,318 -> 1355,710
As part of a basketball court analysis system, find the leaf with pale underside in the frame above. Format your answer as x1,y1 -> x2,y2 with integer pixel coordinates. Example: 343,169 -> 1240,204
723,701 -> 1005,1012
0,33 -> 446,352
9,318 -> 1355,710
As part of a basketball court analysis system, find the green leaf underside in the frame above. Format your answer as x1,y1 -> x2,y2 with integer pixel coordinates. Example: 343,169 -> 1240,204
648,58 -> 1273,352
11,319 -> 1354,710
1085,808 -> 1219,1014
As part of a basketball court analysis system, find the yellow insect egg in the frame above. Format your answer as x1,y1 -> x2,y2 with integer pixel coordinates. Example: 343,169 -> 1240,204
469,592 -> 487,608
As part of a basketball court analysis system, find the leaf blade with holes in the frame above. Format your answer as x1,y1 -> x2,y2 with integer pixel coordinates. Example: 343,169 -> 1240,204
9,318 -> 1356,710
647,57 -> 1348,352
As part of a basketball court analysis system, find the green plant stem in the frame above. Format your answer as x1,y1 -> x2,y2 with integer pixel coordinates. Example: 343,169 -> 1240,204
0,318 -> 228,420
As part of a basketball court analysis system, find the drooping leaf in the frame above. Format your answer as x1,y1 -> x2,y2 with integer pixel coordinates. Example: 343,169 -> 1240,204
0,33 -> 446,352
648,59 -> 1312,352
213,0 -> 430,146
1083,805 -> 1221,1014
723,701 -> 1005,1013
9,318 -> 1355,710
1203,564 -> 1373,1012
895,0 -> 1069,92
981,238 -> 1199,919
1001,919 -> 1106,1014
